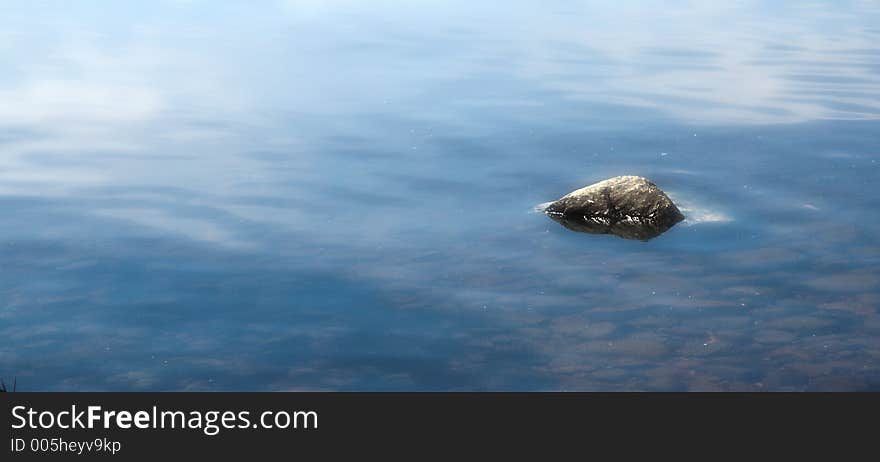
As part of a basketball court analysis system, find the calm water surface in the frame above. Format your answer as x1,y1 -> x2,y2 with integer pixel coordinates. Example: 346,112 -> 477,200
2,1 -> 879,390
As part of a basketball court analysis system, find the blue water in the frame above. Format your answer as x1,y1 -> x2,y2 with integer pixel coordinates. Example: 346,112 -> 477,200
2,1 -> 879,390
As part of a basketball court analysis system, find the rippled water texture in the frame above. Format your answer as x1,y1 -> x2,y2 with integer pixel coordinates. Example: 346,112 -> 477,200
2,1 -> 879,390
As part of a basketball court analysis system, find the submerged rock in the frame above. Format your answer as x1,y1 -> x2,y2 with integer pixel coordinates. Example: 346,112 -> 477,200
544,175 -> 684,240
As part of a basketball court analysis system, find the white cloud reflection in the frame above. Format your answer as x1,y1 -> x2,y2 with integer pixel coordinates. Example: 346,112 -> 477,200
0,0 -> 876,263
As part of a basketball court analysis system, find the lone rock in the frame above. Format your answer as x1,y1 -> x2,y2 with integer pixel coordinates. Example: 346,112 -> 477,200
544,175 -> 684,240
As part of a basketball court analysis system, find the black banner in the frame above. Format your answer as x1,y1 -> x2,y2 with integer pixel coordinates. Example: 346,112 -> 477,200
1,393 -> 875,459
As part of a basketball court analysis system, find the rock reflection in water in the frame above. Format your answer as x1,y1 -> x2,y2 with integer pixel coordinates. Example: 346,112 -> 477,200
546,212 -> 681,240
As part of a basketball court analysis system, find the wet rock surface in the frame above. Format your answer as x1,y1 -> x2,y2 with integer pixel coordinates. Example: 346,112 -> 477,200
544,176 -> 684,240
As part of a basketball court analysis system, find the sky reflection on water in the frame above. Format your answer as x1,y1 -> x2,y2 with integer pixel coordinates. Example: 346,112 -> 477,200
1,1 -> 879,390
